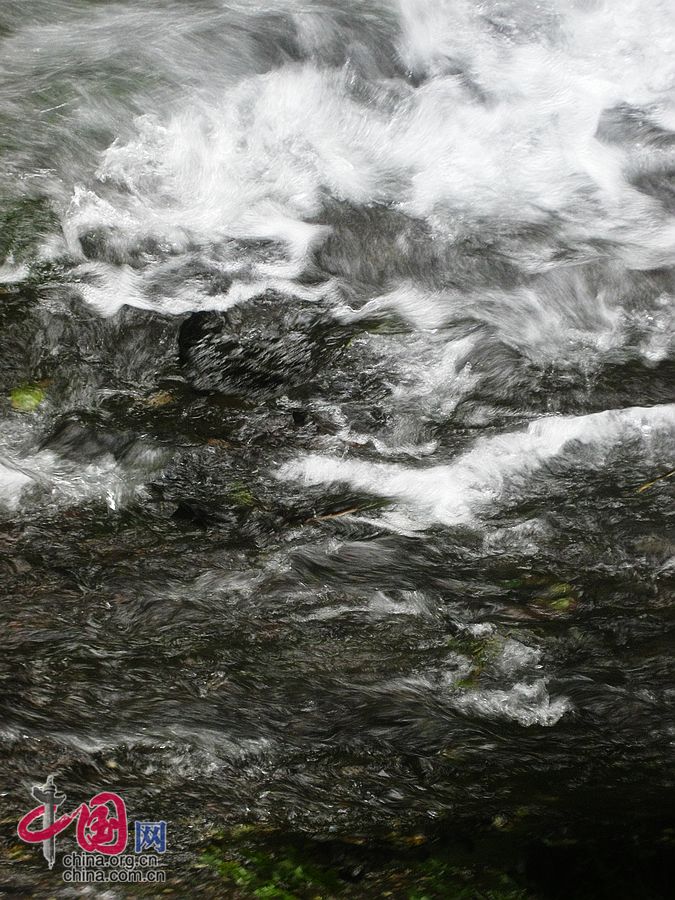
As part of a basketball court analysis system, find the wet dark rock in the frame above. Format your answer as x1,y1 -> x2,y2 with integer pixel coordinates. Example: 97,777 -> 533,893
171,499 -> 233,529
312,200 -> 524,293
0,195 -> 60,265
178,291 -> 349,397
291,407 -> 309,426
79,227 -> 164,268
0,296 -> 178,402
145,256 -> 234,296
596,104 -> 675,149
631,167 -> 675,214
40,417 -> 135,463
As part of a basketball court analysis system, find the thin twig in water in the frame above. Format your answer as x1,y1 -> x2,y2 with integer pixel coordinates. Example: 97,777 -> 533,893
305,506 -> 362,523
636,469 -> 675,493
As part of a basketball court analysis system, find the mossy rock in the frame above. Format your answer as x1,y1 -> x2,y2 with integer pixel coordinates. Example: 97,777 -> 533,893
10,383 -> 46,412
200,827 -> 535,899
446,631 -> 502,684
498,572 -> 579,614
531,582 -> 578,613
539,596 -> 576,612
202,840 -> 341,899
229,482 -> 257,508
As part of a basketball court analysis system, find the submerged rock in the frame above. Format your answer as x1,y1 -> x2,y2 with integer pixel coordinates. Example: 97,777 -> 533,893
40,417 -> 135,463
178,292 -> 348,397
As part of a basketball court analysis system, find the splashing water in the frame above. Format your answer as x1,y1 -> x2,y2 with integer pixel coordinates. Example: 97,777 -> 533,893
0,0 -> 674,893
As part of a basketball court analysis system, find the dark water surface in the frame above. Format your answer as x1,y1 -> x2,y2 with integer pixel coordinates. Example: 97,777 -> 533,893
0,1 -> 674,896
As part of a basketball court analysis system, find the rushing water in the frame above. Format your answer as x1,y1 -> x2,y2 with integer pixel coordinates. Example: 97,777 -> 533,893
0,1 -> 674,896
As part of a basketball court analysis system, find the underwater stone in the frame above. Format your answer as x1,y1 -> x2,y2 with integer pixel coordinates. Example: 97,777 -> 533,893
178,292 -> 347,397
40,418 -> 133,462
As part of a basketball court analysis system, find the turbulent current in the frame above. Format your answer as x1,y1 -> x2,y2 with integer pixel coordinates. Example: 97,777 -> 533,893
0,1 -> 674,896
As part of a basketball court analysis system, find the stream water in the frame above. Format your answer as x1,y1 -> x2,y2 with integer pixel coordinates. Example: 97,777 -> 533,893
0,1 -> 674,897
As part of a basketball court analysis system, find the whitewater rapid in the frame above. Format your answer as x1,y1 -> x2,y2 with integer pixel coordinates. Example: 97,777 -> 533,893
0,2 -> 674,845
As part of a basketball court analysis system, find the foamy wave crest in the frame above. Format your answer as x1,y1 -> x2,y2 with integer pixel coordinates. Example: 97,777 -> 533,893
56,0 -> 675,312
279,404 -> 675,528
451,679 -> 571,727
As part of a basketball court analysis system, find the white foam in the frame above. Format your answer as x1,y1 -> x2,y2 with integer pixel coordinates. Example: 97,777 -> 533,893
451,679 -> 570,727
494,639 -> 543,676
50,0 -> 675,310
342,267 -> 669,374
0,459 -> 34,511
0,262 -> 30,284
0,444 -> 168,516
279,404 -> 675,528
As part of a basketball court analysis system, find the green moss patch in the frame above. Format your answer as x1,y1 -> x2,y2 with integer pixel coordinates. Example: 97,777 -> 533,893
498,572 -> 580,615
200,826 -> 534,899
10,383 -> 46,412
